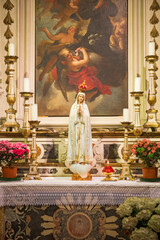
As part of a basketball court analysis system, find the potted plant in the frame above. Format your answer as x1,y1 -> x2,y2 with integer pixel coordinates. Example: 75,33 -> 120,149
131,139 -> 160,179
116,196 -> 160,240
0,140 -> 29,178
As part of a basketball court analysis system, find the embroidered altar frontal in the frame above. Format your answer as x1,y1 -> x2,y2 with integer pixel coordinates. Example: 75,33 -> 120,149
1,178 -> 160,240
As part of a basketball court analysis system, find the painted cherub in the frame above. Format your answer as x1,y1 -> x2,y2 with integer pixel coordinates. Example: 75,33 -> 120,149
57,47 -> 112,100
51,0 -> 81,30
37,25 -> 79,82
110,18 -> 127,50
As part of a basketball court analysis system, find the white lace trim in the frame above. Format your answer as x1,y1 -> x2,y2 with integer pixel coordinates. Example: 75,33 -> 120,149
0,177 -> 160,207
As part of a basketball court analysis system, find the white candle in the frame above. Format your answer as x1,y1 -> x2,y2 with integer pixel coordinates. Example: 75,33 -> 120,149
134,77 -> 141,91
107,160 -> 109,165
23,78 -> 30,92
30,104 -> 38,120
149,41 -> 155,55
123,108 -> 129,122
8,43 -> 15,56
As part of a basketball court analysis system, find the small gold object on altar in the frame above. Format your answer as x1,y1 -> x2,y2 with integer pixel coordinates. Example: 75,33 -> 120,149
102,160 -> 117,181
72,173 -> 92,181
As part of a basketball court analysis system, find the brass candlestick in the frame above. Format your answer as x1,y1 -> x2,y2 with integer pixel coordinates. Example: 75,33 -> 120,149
2,55 -> 20,131
20,92 -> 33,140
130,91 -> 144,136
144,55 -> 159,130
24,120 -> 41,180
118,122 -> 134,181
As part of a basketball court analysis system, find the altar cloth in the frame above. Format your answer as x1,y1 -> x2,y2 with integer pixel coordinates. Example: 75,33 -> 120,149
0,177 -> 160,207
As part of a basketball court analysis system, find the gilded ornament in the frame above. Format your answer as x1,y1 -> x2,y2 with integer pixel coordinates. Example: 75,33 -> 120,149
155,41 -> 158,50
3,0 -> 14,10
149,12 -> 159,24
150,0 -> 160,11
154,62 -> 158,71
4,26 -> 13,39
3,11 -> 14,25
154,73 -> 158,81
150,26 -> 159,38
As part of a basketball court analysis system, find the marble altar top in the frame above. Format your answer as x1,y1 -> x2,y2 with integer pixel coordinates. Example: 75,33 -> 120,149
0,177 -> 160,207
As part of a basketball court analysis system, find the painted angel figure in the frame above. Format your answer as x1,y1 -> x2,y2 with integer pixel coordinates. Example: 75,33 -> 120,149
65,82 -> 93,179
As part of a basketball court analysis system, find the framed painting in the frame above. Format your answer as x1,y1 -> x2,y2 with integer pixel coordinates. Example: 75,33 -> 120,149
35,0 -> 128,117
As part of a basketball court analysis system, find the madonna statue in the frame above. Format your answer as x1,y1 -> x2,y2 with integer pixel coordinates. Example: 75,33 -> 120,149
66,82 -> 93,180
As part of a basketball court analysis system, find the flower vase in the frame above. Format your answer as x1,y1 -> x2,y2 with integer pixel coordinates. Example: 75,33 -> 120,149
2,166 -> 17,178
142,167 -> 157,179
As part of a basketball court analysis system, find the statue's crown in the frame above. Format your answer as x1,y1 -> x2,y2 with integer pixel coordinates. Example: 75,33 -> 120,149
79,80 -> 87,92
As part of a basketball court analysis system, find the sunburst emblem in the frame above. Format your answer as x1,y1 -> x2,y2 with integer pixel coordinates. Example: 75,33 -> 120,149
40,201 -> 119,239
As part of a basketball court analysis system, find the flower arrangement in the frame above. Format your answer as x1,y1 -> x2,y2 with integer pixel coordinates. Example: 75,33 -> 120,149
116,197 -> 160,240
131,139 -> 160,167
0,140 -> 29,166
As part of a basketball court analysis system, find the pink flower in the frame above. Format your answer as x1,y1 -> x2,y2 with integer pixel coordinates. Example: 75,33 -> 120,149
0,140 -> 29,166
9,150 -> 14,154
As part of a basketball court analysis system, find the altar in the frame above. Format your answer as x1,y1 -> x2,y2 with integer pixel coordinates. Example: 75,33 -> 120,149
1,0 -> 160,239
1,177 -> 160,207
1,177 -> 160,240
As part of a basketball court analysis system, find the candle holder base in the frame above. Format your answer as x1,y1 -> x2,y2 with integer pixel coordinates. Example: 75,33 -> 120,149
102,173 -> 117,181
133,127 -> 143,136
118,163 -> 134,181
2,108 -> 20,132
143,121 -> 159,129
21,128 -> 31,139
24,163 -> 42,180
72,173 -> 92,181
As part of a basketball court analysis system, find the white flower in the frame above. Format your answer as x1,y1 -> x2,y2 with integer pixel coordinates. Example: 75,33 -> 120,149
130,227 -> 158,240
136,209 -> 152,221
124,197 -> 141,207
136,198 -> 157,212
148,215 -> 160,232
122,216 -> 138,230
116,203 -> 133,218
155,204 -> 160,214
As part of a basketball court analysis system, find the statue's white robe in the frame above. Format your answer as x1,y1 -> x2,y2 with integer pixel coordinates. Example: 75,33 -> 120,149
66,97 -> 93,178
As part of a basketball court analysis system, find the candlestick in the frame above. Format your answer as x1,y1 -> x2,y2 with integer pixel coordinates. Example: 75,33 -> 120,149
134,77 -> 141,91
118,122 -> 134,181
144,55 -> 159,130
149,41 -> 155,55
8,43 -> 15,56
2,55 -> 19,132
23,78 -> 30,92
20,92 -> 33,139
24,120 -> 41,180
130,91 -> 144,136
30,104 -> 38,120
123,108 -> 129,122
